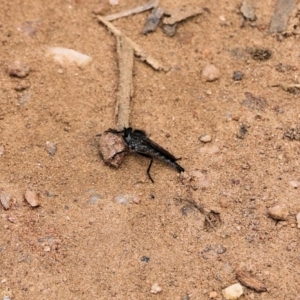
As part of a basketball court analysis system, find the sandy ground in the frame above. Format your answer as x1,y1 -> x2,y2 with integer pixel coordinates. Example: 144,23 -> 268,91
1,0 -> 300,299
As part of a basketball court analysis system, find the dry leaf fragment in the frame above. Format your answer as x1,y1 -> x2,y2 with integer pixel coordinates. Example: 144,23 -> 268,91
142,7 -> 164,34
163,6 -> 203,25
236,269 -> 267,292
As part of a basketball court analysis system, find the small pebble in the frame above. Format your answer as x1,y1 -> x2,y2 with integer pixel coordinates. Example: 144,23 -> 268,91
131,196 -> 141,204
200,134 -> 212,143
0,190 -> 11,210
109,0 -> 119,5
89,194 -> 102,204
0,145 -> 4,156
18,92 -> 31,106
219,15 -> 226,22
44,245 -> 51,252
45,141 -> 57,155
296,212 -> 300,228
7,61 -> 30,78
46,47 -> 92,67
219,198 -> 230,208
7,216 -> 16,223
199,145 -> 220,155
141,256 -> 150,263
240,0 -> 256,21
14,81 -> 30,91
222,283 -> 244,300
289,180 -> 299,188
209,291 -> 218,298
114,194 -> 138,205
202,64 -> 220,82
150,283 -> 162,294
92,3 -> 106,15
162,24 -> 177,37
24,189 -> 40,207
268,204 -> 288,221
233,71 -> 244,81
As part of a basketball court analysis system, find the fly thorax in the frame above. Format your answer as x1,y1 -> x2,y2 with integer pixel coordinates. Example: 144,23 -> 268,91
124,133 -> 132,145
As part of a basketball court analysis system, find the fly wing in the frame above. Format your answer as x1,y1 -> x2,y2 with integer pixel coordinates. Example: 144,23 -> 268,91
140,136 -> 177,161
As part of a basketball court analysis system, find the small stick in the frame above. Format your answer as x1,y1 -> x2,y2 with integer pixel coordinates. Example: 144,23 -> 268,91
115,34 -> 133,129
97,15 -> 168,71
272,83 -> 300,91
105,0 -> 158,21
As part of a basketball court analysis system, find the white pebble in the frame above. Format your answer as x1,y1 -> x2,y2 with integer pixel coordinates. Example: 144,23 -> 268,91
44,245 -> 51,252
150,283 -> 162,294
24,189 -> 40,207
199,145 -> 220,155
209,291 -> 218,298
222,283 -> 244,300
202,64 -> 220,82
7,61 -> 31,78
46,47 -> 92,67
109,0 -> 119,5
296,212 -> 300,228
268,204 -> 289,221
200,134 -> 212,143
289,180 -> 299,188
114,194 -> 139,205
45,141 -> 57,155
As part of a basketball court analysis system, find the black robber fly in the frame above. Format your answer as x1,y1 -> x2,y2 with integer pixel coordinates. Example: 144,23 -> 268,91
105,127 -> 184,182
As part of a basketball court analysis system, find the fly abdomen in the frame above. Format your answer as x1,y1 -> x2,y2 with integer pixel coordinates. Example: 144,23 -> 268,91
151,150 -> 184,173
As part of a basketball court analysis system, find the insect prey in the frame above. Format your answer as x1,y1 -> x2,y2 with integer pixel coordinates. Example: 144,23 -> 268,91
105,127 -> 185,182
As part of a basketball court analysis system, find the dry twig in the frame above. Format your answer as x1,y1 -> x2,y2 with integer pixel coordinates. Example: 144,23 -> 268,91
105,0 -> 158,21
97,15 -> 168,71
115,35 -> 133,129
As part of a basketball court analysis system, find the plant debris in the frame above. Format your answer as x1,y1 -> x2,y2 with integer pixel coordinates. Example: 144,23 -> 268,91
105,0 -> 158,21
241,92 -> 267,111
269,0 -> 296,33
248,48 -> 272,61
240,0 -> 257,22
236,269 -> 267,292
272,83 -> 300,93
163,5 -> 203,25
142,7 -> 164,35
284,126 -> 300,140
98,15 -> 168,71
237,124 -> 248,139
115,35 -> 133,128
162,24 -> 177,36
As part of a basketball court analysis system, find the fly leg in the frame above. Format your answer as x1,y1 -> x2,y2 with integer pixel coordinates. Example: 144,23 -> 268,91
105,128 -> 125,134
137,153 -> 154,183
112,150 -> 126,159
